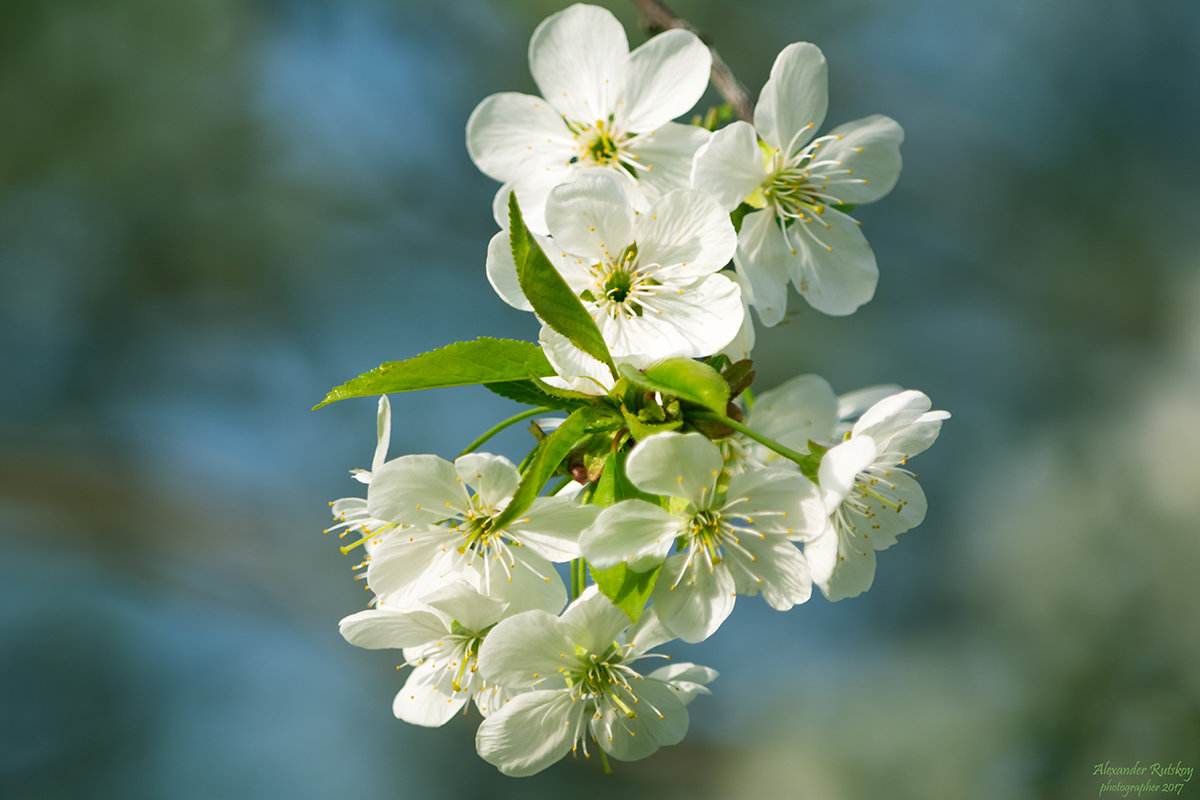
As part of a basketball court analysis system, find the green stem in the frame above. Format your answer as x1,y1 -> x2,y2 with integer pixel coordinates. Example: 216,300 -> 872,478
598,744 -> 612,775
570,558 -> 585,600
457,407 -> 554,459
690,411 -> 810,466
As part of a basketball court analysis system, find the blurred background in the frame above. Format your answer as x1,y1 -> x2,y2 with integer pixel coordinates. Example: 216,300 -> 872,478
2,0 -> 1198,797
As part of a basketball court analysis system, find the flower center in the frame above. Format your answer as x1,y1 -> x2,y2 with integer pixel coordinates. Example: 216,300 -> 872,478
687,509 -> 727,564
603,267 -> 634,304
565,117 -> 642,177
581,243 -> 659,319
585,125 -> 620,165
565,644 -> 642,717
456,509 -> 498,554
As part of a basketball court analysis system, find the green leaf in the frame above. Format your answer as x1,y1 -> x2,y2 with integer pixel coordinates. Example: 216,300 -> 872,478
509,194 -> 617,375
831,203 -> 857,213
618,358 -> 731,414
485,380 -> 590,412
491,407 -> 596,530
315,337 -> 557,409
591,449 -> 661,509
590,562 -> 662,624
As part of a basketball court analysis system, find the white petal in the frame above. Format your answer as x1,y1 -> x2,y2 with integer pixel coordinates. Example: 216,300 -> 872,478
507,496 -> 598,562
837,384 -> 904,423
593,677 -> 688,761
719,282 -> 756,361
485,230 -> 534,311
510,164 -> 581,236
754,42 -> 828,156
420,583 -> 508,633
393,663 -> 469,727
816,114 -> 904,205
629,272 -> 744,359
877,410 -> 949,463
621,29 -> 711,132
817,523 -> 877,602
626,606 -> 674,657
733,208 -> 793,327
634,189 -> 737,280
559,587 -> 631,654
690,120 -> 769,212
853,390 -> 933,444
477,611 -> 575,689
624,122 -> 711,197
646,662 -> 718,706
454,452 -> 520,512
724,468 -> 826,541
651,553 -> 736,643
580,499 -> 680,571
804,522 -> 839,587
466,92 -> 576,183
790,207 -> 878,316
476,690 -> 579,777
338,607 -> 445,650
626,432 -> 722,505
529,4 -> 628,122
366,529 -> 460,604
368,455 -> 470,525
539,324 -> 615,396
472,682 -> 518,718
846,471 -> 927,550
724,534 -> 811,610
544,172 -> 635,262
818,436 -> 877,512
480,549 -> 567,615
747,373 -> 838,452
371,396 -> 391,474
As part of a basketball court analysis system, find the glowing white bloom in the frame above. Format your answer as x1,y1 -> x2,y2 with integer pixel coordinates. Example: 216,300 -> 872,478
580,432 -> 826,642
339,582 -> 527,726
692,42 -> 903,321
806,390 -> 949,600
467,3 -> 713,233
364,451 -> 596,611
474,587 -> 716,776
488,172 -> 742,394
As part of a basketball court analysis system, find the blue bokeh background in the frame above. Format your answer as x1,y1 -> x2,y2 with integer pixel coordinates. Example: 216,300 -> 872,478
2,1 -> 1198,797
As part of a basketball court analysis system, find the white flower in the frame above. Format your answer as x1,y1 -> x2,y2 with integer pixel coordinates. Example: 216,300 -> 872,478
467,3 -> 713,233
806,390 -> 949,601
339,582 -> 529,726
692,42 -> 903,321
474,587 -> 716,776
580,432 -> 827,642
488,171 -> 743,394
364,451 -> 597,611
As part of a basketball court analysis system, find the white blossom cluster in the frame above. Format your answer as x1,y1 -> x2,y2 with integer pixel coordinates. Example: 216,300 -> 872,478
324,4 -> 947,777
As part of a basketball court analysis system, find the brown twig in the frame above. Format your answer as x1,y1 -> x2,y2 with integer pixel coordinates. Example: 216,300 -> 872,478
629,0 -> 754,122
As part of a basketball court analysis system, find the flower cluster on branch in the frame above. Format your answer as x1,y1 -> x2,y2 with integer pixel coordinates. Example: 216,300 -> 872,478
320,3 -> 947,777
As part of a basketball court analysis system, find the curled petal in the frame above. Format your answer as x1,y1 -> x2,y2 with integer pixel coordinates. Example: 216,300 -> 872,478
754,42 -> 828,156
